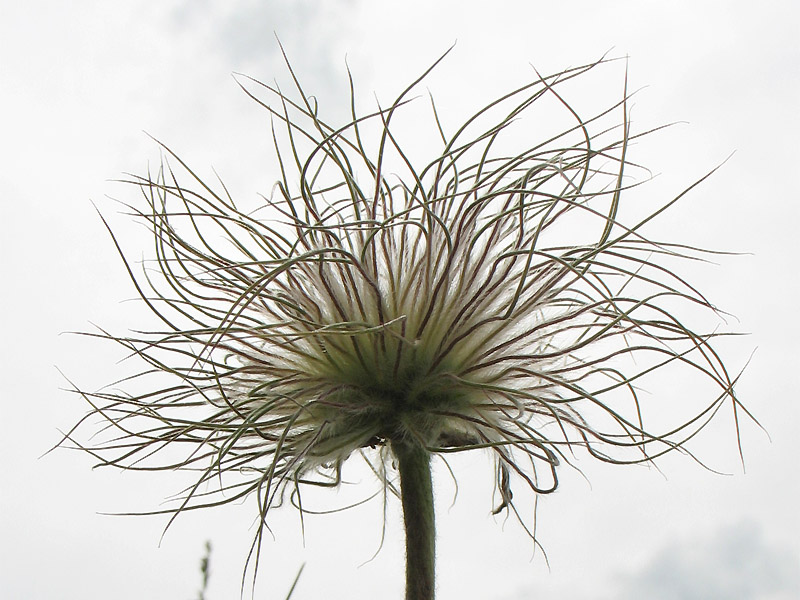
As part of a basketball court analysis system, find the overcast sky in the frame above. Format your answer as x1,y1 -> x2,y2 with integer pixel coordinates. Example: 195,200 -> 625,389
2,1 -> 799,599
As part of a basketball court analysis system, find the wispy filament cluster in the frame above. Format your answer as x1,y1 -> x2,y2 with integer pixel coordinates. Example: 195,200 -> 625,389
63,52 -> 750,562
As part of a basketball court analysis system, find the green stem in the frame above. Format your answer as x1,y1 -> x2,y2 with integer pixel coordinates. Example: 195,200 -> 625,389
393,438 -> 435,600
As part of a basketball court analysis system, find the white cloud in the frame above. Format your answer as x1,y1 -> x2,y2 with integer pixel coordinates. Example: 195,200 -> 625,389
609,521 -> 800,600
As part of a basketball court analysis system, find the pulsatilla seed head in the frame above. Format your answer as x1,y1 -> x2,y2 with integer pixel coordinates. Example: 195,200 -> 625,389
61,49 -> 753,569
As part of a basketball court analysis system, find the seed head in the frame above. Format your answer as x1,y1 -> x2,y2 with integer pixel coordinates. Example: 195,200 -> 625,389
62,50 -> 752,572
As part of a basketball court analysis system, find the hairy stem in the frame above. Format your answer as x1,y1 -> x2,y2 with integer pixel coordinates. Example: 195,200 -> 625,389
393,437 -> 436,600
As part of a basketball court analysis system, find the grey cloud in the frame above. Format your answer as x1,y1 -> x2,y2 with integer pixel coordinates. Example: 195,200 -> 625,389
167,0 -> 362,111
610,521 -> 800,600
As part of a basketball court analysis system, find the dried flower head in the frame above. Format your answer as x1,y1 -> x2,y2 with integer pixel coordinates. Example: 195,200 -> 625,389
61,49 -> 752,595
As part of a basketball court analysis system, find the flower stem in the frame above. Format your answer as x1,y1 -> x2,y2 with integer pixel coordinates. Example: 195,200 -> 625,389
393,438 -> 435,600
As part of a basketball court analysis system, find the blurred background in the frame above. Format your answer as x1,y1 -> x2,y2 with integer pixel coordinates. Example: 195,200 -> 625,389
2,1 -> 798,598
